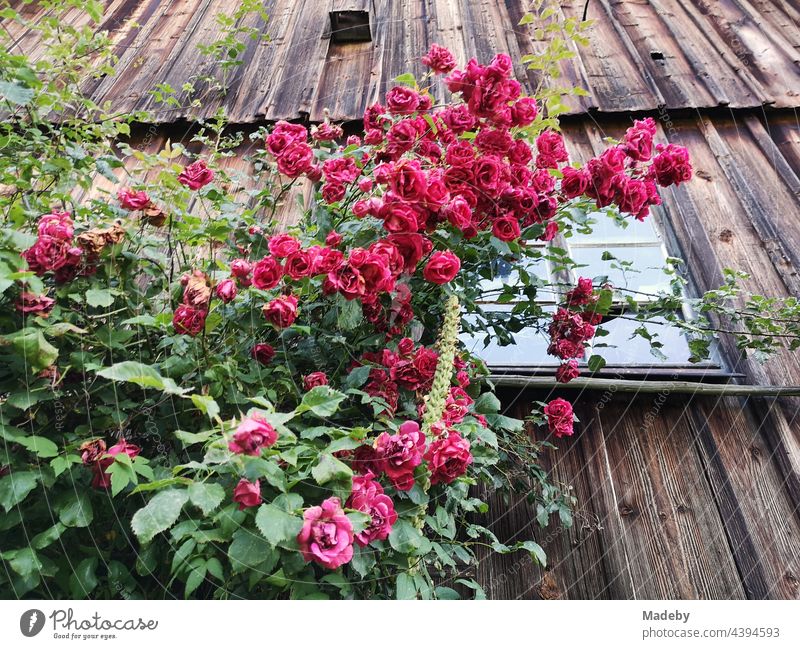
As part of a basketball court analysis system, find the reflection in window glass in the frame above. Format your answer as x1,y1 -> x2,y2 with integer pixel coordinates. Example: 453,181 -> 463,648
569,245 -> 672,296
589,316 -> 694,365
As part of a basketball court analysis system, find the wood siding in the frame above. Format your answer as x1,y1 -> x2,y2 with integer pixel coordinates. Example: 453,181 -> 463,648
5,0 -> 800,121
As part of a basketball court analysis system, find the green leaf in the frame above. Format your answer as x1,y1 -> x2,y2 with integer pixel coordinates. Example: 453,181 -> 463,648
0,472 -> 38,512
346,511 -> 371,534
85,288 -> 115,307
0,80 -> 35,106
69,556 -> 99,596
255,503 -> 303,547
31,523 -> 66,550
297,386 -> 347,417
389,519 -> 425,554
396,572 -> 417,600
228,528 -> 278,574
17,435 -> 59,458
4,547 -> 42,576
190,395 -> 220,422
57,491 -> 94,528
474,391 -> 501,414
394,72 -> 417,87
97,361 -> 190,395
587,354 -> 606,372
434,586 -> 461,600
520,540 -> 547,566
2,328 -> 58,373
131,489 -> 189,543
188,482 -> 225,516
311,454 -> 353,485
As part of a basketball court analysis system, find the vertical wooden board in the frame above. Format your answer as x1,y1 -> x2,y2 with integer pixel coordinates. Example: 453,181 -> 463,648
474,389 -> 636,599
595,396 -> 745,598
606,0 -> 716,109
695,0 -> 798,107
691,397 -> 800,598
260,1 -> 331,119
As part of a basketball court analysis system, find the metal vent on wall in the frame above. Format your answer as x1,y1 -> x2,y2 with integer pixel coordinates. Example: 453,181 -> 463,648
329,1 -> 371,43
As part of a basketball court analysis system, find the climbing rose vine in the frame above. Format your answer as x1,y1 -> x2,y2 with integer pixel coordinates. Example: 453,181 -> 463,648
0,40 -> 693,599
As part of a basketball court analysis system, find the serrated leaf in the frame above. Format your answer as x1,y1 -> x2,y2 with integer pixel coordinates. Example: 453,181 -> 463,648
297,386 -> 347,417
131,489 -> 189,543
85,288 -> 115,307
97,361 -> 190,395
57,491 -> 93,528
188,482 -> 225,516
311,453 -> 352,485
0,472 -> 38,512
255,503 -> 303,547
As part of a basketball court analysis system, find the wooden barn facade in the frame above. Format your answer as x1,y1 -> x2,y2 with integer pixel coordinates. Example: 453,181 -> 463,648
8,0 -> 800,598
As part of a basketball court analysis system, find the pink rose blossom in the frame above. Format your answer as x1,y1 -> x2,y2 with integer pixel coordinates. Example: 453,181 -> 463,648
228,414 -> 278,456
297,497 -> 354,569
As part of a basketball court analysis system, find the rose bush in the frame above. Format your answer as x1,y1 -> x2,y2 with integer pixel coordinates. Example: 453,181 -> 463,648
3,6 -> 797,600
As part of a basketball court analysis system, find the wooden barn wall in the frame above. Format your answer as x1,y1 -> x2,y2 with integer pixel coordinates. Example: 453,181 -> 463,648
472,389 -> 800,599
5,0 -> 800,122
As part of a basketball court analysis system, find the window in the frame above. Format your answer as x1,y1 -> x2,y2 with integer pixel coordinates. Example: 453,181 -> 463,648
461,207 -> 722,374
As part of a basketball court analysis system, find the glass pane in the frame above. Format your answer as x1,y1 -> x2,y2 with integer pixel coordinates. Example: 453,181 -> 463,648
477,251 -> 550,302
569,210 -> 662,244
569,244 -> 672,296
589,316 -> 694,365
460,308 -> 558,366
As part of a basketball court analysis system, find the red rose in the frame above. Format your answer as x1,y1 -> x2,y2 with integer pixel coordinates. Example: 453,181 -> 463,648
37,211 -> 74,240
422,43 -> 456,74
386,233 -> 427,273
651,143 -> 692,187
556,359 -> 580,384
172,304 -> 206,336
251,343 -> 275,365
312,247 -> 344,275
346,473 -> 398,546
385,86 -> 420,115
230,258 -> 252,279
375,421 -> 426,491
511,97 -> 538,126
215,278 -> 237,303
277,142 -> 314,178
228,414 -> 278,455
326,264 -> 365,300
303,372 -> 329,390
284,249 -> 314,280
263,294 -> 298,328
178,160 -> 214,190
252,256 -> 283,290
425,430 -> 473,485
16,292 -> 55,317
543,397 -> 574,438
297,497 -> 354,569
423,250 -> 461,285
267,234 -> 301,258
325,230 -> 343,247
623,117 -> 656,162
117,188 -> 151,210
388,159 -> 428,202
322,157 -> 360,184
380,200 -> 419,233
233,479 -> 261,510
322,181 -> 346,204
561,166 -> 590,199
266,121 -> 308,156
492,216 -> 521,242
473,155 -> 506,194
535,131 -> 569,169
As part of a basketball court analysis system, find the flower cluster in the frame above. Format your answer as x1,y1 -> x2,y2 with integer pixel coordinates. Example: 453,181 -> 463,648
549,277 -> 603,383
